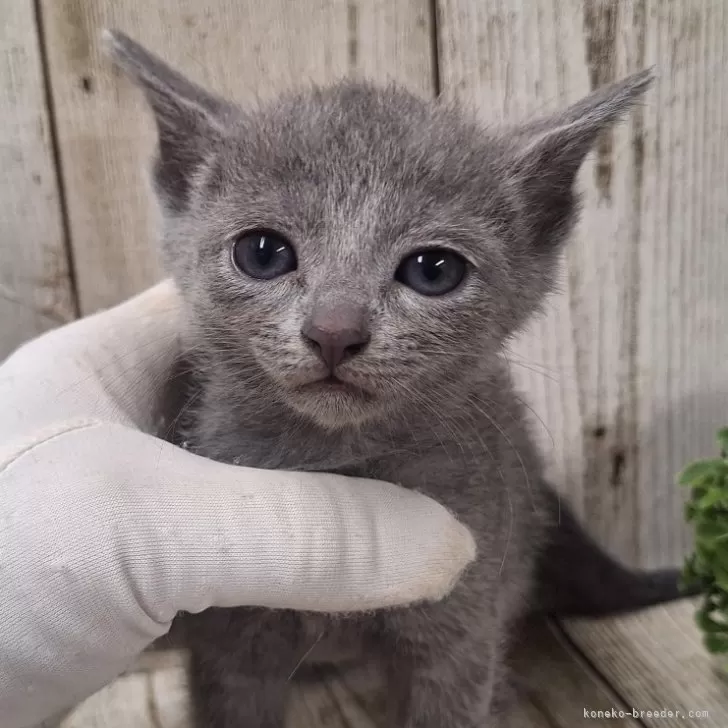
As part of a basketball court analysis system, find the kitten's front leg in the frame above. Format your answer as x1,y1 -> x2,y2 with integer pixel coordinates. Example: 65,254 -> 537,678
189,656 -> 288,728
366,462 -> 532,727
386,660 -> 497,727
382,602 -> 505,728
184,607 -> 307,728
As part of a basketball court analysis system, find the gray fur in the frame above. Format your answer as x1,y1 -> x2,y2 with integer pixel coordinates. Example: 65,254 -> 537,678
107,30 -> 662,727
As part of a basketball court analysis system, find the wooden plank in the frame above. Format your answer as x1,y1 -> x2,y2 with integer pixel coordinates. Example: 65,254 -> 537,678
563,599 -> 728,727
0,0 -> 75,360
437,0 -> 728,568
508,620 -> 641,728
38,0 -> 434,315
632,0 -> 728,568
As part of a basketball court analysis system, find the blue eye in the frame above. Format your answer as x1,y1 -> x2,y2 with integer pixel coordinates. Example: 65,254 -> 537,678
232,231 -> 297,280
395,249 -> 467,296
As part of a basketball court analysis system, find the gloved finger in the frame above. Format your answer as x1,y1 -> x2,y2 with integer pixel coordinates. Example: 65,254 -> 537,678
4,421 -> 475,622
120,427 -> 477,614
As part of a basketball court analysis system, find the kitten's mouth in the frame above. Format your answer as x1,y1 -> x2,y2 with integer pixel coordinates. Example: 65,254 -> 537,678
299,374 -> 371,398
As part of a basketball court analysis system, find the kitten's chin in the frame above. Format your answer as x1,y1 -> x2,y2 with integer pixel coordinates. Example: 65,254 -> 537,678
286,380 -> 380,429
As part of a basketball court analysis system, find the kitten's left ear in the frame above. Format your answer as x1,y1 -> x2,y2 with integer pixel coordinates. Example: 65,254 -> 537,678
103,30 -> 236,213
506,69 -> 654,245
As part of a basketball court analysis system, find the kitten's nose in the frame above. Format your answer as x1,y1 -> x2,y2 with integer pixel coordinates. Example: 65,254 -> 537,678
301,305 -> 370,372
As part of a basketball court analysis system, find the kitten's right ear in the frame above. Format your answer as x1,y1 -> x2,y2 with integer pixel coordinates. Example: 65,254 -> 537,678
103,30 -> 235,213
504,69 -> 653,247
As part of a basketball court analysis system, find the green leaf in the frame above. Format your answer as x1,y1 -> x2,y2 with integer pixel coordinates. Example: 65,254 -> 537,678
711,553 -> 728,573
696,609 -> 728,633
685,502 -> 698,521
712,516 -> 728,533
691,552 -> 711,579
691,486 -> 710,503
682,555 -> 697,579
680,460 -> 728,486
713,562 -> 728,593
697,488 -> 728,510
697,521 -> 728,543
704,633 -> 728,654
717,427 -> 728,456
690,551 -> 712,579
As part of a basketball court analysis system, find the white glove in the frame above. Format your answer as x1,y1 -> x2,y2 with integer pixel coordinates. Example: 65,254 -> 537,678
0,281 -> 475,728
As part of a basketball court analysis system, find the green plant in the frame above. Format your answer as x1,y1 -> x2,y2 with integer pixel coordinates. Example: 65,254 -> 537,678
681,428 -> 728,655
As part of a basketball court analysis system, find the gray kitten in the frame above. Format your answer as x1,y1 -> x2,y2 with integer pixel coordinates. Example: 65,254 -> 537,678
107,32 -> 687,727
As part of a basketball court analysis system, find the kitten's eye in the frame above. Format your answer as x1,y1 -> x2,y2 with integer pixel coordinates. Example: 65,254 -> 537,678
395,249 -> 467,296
231,231 -> 297,280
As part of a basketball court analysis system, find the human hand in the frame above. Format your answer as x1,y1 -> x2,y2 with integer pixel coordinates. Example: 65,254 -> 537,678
0,281 -> 475,728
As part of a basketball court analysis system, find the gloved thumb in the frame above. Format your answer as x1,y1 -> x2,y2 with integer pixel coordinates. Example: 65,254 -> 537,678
71,422 -> 477,617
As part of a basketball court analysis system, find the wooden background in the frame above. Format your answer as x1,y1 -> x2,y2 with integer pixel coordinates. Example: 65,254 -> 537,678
2,0 -> 727,570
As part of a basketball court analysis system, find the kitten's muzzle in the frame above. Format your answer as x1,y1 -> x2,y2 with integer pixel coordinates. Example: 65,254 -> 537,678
301,303 -> 370,374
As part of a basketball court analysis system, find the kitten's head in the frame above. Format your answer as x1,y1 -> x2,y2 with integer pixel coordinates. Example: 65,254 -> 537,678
106,31 -> 651,429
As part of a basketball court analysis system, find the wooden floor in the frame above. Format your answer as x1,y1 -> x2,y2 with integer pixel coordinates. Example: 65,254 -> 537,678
56,598 -> 728,728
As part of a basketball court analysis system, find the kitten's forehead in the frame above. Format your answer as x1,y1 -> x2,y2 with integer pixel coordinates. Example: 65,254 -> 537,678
261,85 -> 501,190
216,83 -> 508,252
249,82 -> 452,152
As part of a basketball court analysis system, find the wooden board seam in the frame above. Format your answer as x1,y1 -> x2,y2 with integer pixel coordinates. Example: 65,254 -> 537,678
31,0 -> 80,318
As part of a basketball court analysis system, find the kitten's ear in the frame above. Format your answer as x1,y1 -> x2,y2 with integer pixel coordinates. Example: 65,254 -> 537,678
506,69 -> 654,245
103,30 -> 235,213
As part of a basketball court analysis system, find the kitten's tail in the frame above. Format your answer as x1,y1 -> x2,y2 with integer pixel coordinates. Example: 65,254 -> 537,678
533,484 -> 698,617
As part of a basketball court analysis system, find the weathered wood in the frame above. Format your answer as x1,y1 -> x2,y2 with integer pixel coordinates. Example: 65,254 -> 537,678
509,621 -> 641,727
37,0 -> 434,315
437,0 -> 728,568
0,0 -> 75,361
564,599 -> 726,727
